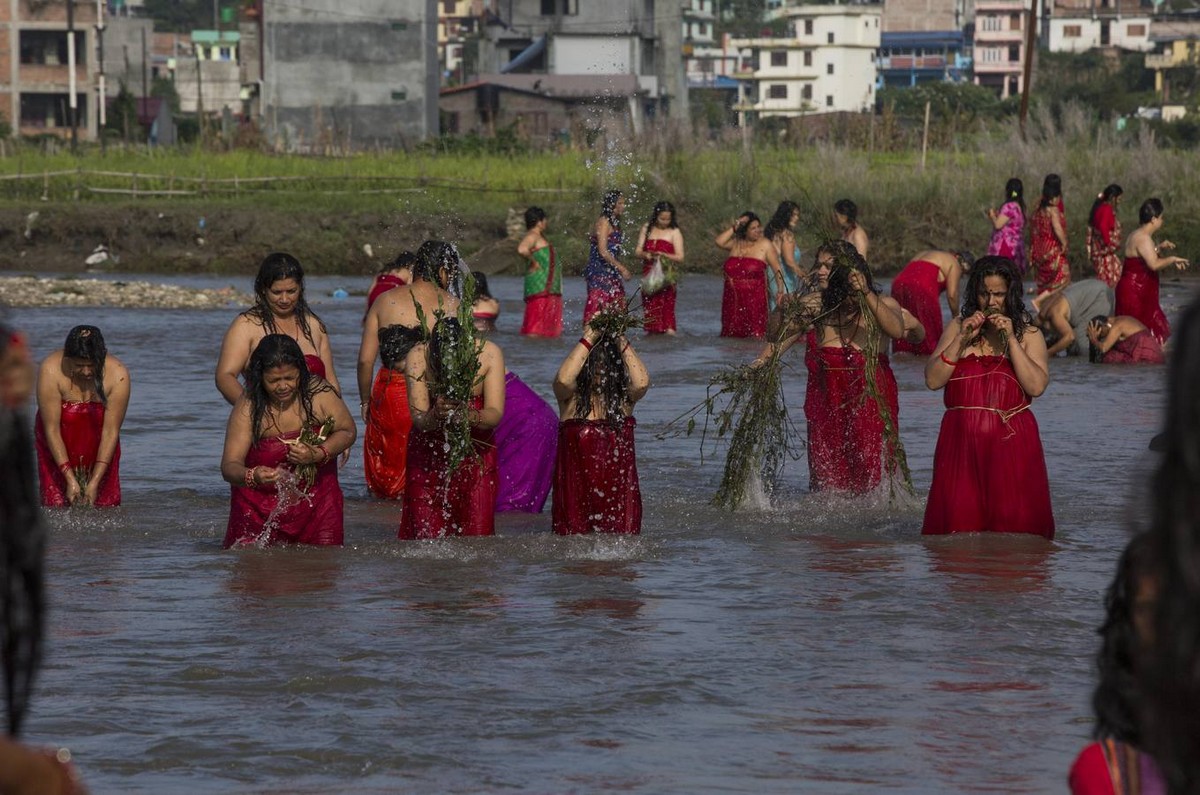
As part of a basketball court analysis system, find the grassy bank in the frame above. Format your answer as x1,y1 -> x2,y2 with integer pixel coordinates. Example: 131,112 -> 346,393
2,110 -> 1198,277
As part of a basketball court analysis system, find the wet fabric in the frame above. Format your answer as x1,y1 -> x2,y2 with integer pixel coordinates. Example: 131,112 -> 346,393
988,200 -> 1026,274
584,228 -> 625,326
1103,329 -> 1164,365
494,373 -> 557,513
721,256 -> 768,338
921,354 -> 1054,539
890,259 -> 944,356
1031,203 -> 1070,293
303,354 -> 326,380
399,396 -> 497,539
363,367 -> 411,499
640,237 -> 677,334
804,334 -> 900,494
1088,204 -> 1123,287
523,242 -> 561,299
366,273 -> 407,311
35,402 -> 121,507
1069,740 -> 1166,795
224,429 -> 344,547
552,416 -> 641,535
1115,256 -> 1169,344
768,244 -> 802,311
521,295 -> 563,338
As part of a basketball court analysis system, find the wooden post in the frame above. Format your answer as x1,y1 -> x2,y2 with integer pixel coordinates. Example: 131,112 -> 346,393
920,101 -> 931,171
1018,0 -> 1039,142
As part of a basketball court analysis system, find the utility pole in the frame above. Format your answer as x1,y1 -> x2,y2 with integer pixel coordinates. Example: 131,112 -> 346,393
67,0 -> 78,152
96,0 -> 106,152
1018,0 -> 1039,142
197,48 -> 205,146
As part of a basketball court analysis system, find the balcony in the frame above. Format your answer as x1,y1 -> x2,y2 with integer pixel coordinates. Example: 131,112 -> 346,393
1145,52 -> 1174,69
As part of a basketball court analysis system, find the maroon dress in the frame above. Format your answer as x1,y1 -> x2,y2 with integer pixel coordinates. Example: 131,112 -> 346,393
366,273 -> 407,312
552,416 -> 641,535
890,259 -> 944,356
399,395 -> 497,539
922,354 -> 1055,538
224,429 -> 344,548
303,354 -> 326,379
721,256 -> 768,337
1114,256 -> 1169,344
1102,329 -> 1164,364
641,238 -> 677,334
34,401 -> 121,507
804,332 -> 900,494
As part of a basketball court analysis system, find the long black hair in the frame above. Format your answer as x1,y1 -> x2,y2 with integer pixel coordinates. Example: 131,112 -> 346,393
574,332 -> 631,422
1139,293 -> 1200,792
1139,197 -> 1164,226
1038,173 -> 1062,211
244,334 -> 319,440
1092,532 -> 1156,744
1090,183 -> 1123,227
381,250 -> 417,276
959,256 -> 1031,340
644,200 -> 677,233
1002,177 -> 1026,220
733,210 -> 761,241
818,240 -> 875,319
834,198 -> 858,227
764,200 -> 800,242
601,190 -> 623,231
243,253 -> 324,348
63,324 -> 107,406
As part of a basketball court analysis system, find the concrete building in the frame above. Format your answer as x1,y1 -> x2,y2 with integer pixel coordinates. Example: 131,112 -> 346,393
438,0 -> 485,84
684,1 -> 748,89
1047,15 -> 1151,51
259,0 -> 438,149
878,30 -> 968,86
972,0 -> 1025,98
1145,31 -> 1200,101
478,0 -> 688,123
731,3 -> 882,120
882,0 -> 963,33
174,30 -> 242,115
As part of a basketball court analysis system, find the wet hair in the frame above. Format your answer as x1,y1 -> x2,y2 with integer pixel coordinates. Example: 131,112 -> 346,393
834,198 -> 858,226
413,240 -> 459,284
381,250 -> 417,276
1090,184 -> 1123,227
63,325 -> 107,406
472,272 -> 494,300
378,324 -> 425,371
1092,533 -> 1156,744
819,242 -> 877,318
524,206 -> 547,229
244,334 -> 320,441
956,250 -> 976,272
1038,173 -> 1062,210
244,252 -> 324,349
1139,198 -> 1165,226
574,329 -> 631,422
644,200 -> 677,232
1139,293 -> 1200,791
1002,177 -> 1026,219
959,256 -> 1031,340
1088,314 -> 1111,363
601,190 -> 623,230
733,211 -> 761,240
764,200 -> 801,242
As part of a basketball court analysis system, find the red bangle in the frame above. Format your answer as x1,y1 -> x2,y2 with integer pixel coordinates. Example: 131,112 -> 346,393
579,337 -> 593,351
58,461 -> 72,474
939,352 -> 958,367
94,459 -> 110,467
317,444 -> 329,464
244,467 -> 256,487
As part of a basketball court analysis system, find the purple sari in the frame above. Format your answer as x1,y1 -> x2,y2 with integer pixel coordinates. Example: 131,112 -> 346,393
494,372 -> 558,513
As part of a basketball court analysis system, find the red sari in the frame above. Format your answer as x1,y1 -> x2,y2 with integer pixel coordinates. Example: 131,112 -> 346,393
363,368 -> 411,499
552,416 -> 641,535
1115,256 -> 1169,344
366,273 -> 406,312
399,396 -> 497,539
224,430 -> 344,548
34,401 -> 121,507
721,256 -> 768,338
922,355 -> 1055,538
1031,203 -> 1070,293
890,259 -> 944,356
641,238 -> 677,334
804,333 -> 900,494
1088,204 -> 1123,287
1102,329 -> 1164,364
303,355 -> 326,380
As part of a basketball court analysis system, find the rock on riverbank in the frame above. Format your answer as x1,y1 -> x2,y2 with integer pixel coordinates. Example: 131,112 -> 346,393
0,276 -> 252,309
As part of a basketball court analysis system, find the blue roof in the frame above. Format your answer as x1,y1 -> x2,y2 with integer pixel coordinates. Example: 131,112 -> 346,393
880,30 -> 965,48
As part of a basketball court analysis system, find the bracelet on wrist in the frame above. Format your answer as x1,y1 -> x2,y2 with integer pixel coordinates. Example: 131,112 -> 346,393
317,444 -> 330,464
244,467 -> 256,487
58,461 -> 72,474
579,337 -> 593,351
940,352 -> 958,367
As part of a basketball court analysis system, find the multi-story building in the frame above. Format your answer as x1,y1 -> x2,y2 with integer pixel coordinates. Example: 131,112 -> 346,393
878,30 -> 968,87
174,30 -> 242,115
1046,0 -> 1152,52
0,0 -> 100,138
731,3 -> 881,120
972,0 -> 1025,98
438,0 -> 485,84
1145,30 -> 1200,100
882,0 -> 963,33
684,0 -> 747,89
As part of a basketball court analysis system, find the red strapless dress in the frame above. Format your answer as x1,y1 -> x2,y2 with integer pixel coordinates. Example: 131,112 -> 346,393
641,238 -> 677,334
1114,256 -> 1169,343
34,401 -> 121,507
922,355 -> 1054,538
399,395 -> 497,539
366,273 -> 406,311
890,259 -> 944,356
224,429 -> 344,547
303,354 -> 326,379
721,256 -> 767,337
552,416 -> 641,535
363,368 -> 411,499
1102,329 -> 1164,364
804,334 -> 899,494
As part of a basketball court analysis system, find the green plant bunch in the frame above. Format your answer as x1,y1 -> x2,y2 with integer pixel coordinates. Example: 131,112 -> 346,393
292,415 -> 336,492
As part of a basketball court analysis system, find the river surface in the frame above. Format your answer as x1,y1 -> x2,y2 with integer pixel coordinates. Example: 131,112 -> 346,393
5,271 -> 1187,793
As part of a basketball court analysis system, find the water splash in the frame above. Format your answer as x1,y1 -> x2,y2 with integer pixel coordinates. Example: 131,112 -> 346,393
252,469 -> 313,548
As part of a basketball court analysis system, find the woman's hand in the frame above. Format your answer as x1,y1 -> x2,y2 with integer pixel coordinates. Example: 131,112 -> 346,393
64,472 -> 83,505
960,311 -> 986,345
83,480 -> 101,506
252,466 -> 282,486
282,439 -> 323,466
1087,321 -> 1103,345
985,312 -> 1014,339
848,269 -> 868,294
1160,239 -> 1177,252
986,207 -> 997,221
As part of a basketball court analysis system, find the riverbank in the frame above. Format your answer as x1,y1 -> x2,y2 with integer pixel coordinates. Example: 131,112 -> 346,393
0,275 -> 252,308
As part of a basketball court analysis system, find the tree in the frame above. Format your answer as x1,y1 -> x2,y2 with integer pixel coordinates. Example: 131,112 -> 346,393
107,82 -> 139,141
142,0 -> 211,32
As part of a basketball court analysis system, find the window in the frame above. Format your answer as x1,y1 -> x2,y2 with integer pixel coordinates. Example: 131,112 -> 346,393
540,0 -> 577,14
826,63 -> 834,74
1127,23 -> 1146,36
1009,14 -> 1021,30
827,31 -> 834,43
804,19 -> 813,35
18,31 -> 87,66
1008,44 -> 1021,62
443,0 -> 454,12
980,16 -> 1001,31
802,84 -> 812,99
768,84 -> 788,99
803,51 -> 812,66
825,95 -> 833,107
771,51 -> 787,67
218,46 -> 233,61
1063,25 -> 1082,37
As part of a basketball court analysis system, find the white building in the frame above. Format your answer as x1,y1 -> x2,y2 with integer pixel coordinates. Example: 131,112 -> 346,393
731,4 -> 881,119
1047,16 -> 1152,52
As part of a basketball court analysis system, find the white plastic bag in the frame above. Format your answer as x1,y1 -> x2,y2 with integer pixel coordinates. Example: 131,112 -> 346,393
641,257 -> 666,296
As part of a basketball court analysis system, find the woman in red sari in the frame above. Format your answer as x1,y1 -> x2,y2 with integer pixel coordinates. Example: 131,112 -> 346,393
1115,198 -> 1189,345
890,249 -> 970,356
636,200 -> 685,335
221,335 -> 356,548
518,206 -> 562,337
1030,174 -> 1070,295
1087,184 -> 1124,287
715,211 -> 786,338
364,251 -> 414,317
400,316 -> 506,540
923,256 -> 1054,538
35,325 -> 129,507
551,313 -> 650,535
1087,314 -> 1165,365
